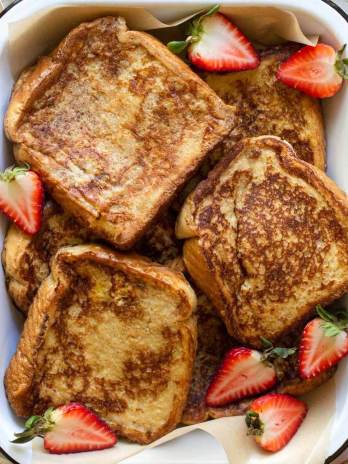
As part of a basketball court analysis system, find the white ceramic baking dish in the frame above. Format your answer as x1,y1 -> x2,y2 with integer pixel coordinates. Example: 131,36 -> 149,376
0,1 -> 348,463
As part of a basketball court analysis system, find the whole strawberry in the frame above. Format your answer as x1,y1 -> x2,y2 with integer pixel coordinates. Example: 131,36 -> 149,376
167,5 -> 259,72
12,403 -> 117,454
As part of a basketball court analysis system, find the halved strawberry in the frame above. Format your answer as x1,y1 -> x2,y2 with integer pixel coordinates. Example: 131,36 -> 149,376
168,6 -> 259,72
205,347 -> 277,407
299,305 -> 348,379
277,43 -> 348,98
12,403 -> 117,454
0,164 -> 43,234
246,393 -> 307,452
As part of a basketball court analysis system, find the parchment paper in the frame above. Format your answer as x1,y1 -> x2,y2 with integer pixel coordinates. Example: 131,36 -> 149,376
6,5 -> 332,464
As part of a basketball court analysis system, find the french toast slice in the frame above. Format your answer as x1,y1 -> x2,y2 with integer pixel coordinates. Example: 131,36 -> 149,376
203,45 -> 326,170
2,199 -> 181,315
5,16 -> 234,249
2,201 -> 93,314
5,244 -> 197,444
177,136 -> 348,347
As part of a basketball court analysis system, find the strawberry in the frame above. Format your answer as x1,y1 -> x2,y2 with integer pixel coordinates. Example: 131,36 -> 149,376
277,43 -> 348,98
205,347 -> 277,407
12,403 -> 117,454
299,305 -> 348,379
246,393 -> 307,452
167,6 -> 259,72
0,164 -> 43,234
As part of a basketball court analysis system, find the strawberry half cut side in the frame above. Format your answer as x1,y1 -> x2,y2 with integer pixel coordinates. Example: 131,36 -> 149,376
12,403 -> 117,454
205,347 -> 277,407
298,305 -> 348,379
168,6 -> 259,72
246,393 -> 308,452
277,43 -> 348,98
0,164 -> 43,234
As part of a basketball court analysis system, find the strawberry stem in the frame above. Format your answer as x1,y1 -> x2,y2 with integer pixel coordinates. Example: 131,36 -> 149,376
335,44 -> 348,79
246,411 -> 264,436
11,407 -> 56,444
0,164 -> 30,183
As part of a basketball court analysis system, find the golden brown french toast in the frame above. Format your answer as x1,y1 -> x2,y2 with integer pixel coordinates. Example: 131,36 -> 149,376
2,201 -> 93,314
5,16 -> 234,249
203,45 -> 325,170
177,136 -> 348,347
5,244 -> 197,444
2,199 -> 182,315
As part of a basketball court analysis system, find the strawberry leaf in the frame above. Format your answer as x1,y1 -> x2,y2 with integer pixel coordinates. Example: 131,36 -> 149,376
24,415 -> 41,429
261,337 -> 297,362
260,336 -> 273,349
316,304 -> 336,322
11,408 -> 56,445
168,5 -> 220,54
202,4 -> 220,18
167,40 -> 189,54
0,164 -> 30,183
335,44 -> 348,79
316,304 -> 348,337
246,411 -> 264,436
11,436 -> 37,444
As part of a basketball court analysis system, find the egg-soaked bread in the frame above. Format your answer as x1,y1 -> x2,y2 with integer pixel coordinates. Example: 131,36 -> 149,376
177,136 -> 348,347
5,244 -> 197,444
203,45 -> 325,170
5,16 -> 234,249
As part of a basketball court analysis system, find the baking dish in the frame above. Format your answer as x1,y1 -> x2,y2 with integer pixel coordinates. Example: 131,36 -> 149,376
0,0 -> 348,463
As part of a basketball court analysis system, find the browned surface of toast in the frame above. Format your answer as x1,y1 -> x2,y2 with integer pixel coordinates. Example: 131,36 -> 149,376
5,244 -> 197,444
177,136 -> 348,347
203,45 -> 325,170
4,16 -> 234,249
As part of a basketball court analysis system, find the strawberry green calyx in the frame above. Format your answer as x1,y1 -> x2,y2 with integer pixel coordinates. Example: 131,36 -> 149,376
316,304 -> 348,337
11,408 -> 56,444
245,411 -> 264,436
0,164 -> 30,183
260,337 -> 297,363
335,44 -> 348,79
167,4 -> 220,54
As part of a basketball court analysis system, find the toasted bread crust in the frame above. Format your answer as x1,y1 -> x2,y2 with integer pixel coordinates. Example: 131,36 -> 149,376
5,16 -> 234,249
177,136 -> 348,347
5,244 -> 197,443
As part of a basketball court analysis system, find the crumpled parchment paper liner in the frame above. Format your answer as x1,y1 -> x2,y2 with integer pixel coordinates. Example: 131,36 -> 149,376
7,4 -> 317,76
31,377 -> 335,464
5,4 -> 332,464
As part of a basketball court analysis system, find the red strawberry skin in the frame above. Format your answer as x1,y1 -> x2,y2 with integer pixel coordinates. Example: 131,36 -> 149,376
277,43 -> 342,98
248,393 -> 307,452
299,318 -> 348,379
188,13 -> 259,72
0,169 -> 43,235
205,347 -> 277,407
44,403 -> 117,454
